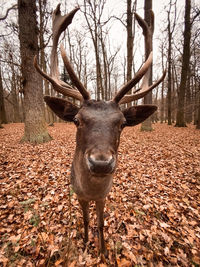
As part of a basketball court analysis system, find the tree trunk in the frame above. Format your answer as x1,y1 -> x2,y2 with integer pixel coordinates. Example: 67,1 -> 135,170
100,30 -> 108,100
83,0 -> 104,101
126,0 -> 133,83
126,0 -> 136,107
38,0 -> 54,125
167,15 -> 172,125
196,84 -> 200,129
160,43 -> 165,123
175,0 -> 191,127
18,0 -> 51,143
0,65 -> 7,126
171,62 -> 176,123
141,0 -> 153,131
166,0 -> 177,125
11,81 -> 21,122
193,78 -> 198,125
185,70 -> 192,123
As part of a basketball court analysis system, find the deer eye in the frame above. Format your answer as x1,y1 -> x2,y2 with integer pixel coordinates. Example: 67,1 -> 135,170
73,117 -> 80,127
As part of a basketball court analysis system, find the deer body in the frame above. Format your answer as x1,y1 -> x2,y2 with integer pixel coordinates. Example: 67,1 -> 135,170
34,4 -> 166,256
71,100 -> 124,253
71,164 -> 113,201
72,101 -> 121,199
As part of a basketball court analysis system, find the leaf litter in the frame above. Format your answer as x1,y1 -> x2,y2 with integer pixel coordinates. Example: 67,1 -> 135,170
0,123 -> 200,266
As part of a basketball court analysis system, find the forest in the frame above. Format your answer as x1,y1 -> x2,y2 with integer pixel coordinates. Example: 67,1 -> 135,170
0,0 -> 200,266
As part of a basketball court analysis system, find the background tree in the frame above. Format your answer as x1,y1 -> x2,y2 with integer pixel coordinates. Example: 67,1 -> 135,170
197,85 -> 200,129
112,0 -> 137,105
126,0 -> 137,106
159,41 -> 167,123
38,0 -> 54,125
175,0 -> 191,127
82,0 -> 120,100
167,0 -> 177,125
83,0 -> 104,100
8,49 -> 21,122
1,39 -> 23,123
141,0 -> 154,131
189,6 -> 200,127
18,0 -> 51,143
0,4 -> 17,21
0,3 -> 17,127
0,64 -> 7,127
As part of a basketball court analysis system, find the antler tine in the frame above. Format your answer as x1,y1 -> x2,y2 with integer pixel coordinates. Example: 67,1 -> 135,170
34,56 -> 82,101
133,11 -> 153,95
50,5 -> 79,78
50,5 -> 89,100
113,52 -> 153,103
113,11 -> 162,104
34,5 -> 89,102
60,44 -> 90,100
113,11 -> 152,104
119,70 -> 166,104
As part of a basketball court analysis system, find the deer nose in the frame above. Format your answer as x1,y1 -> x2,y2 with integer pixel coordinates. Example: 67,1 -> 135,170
86,152 -> 115,175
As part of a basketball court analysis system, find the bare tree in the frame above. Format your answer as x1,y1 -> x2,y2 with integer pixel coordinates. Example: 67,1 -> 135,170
126,0 -> 137,104
0,37 -> 24,123
0,4 -> 17,21
167,0 -> 177,125
8,50 -> 21,122
192,9 -> 200,129
175,0 -> 191,127
112,0 -> 137,104
68,30 -> 92,92
140,0 -> 154,131
0,64 -> 7,127
18,0 -> 51,143
0,2 -> 18,127
159,41 -> 166,123
38,0 -> 54,125
83,0 -> 104,100
82,0 -> 119,101
197,85 -> 200,129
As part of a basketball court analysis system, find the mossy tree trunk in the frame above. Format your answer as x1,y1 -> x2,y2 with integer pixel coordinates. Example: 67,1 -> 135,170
18,0 -> 52,143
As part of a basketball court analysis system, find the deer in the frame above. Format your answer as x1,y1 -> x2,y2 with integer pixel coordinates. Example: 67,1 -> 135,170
34,4 -> 166,256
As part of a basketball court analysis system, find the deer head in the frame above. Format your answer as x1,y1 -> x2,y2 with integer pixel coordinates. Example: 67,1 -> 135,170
34,4 -> 165,255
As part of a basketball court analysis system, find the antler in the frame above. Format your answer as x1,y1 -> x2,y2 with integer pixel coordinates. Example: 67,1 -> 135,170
119,70 -> 166,104
34,5 -> 164,104
34,4 -> 90,101
113,52 -> 153,103
60,44 -> 90,100
113,11 -> 165,104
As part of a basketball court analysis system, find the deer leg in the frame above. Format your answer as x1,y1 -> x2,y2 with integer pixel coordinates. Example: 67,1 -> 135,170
95,199 -> 107,255
78,198 -> 89,243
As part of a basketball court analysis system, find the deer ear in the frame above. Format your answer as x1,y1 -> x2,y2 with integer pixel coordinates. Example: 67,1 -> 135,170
123,105 -> 157,126
44,96 -> 79,122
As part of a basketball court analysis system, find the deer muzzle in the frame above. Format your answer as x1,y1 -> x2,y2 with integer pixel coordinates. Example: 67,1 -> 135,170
86,151 -> 116,175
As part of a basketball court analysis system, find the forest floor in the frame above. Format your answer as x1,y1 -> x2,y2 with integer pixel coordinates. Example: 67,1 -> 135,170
0,123 -> 200,267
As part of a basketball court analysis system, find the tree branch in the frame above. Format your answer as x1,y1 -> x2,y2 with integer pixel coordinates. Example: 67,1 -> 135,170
0,4 -> 18,21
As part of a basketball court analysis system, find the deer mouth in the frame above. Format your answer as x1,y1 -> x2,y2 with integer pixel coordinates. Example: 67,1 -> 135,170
86,153 -> 116,176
